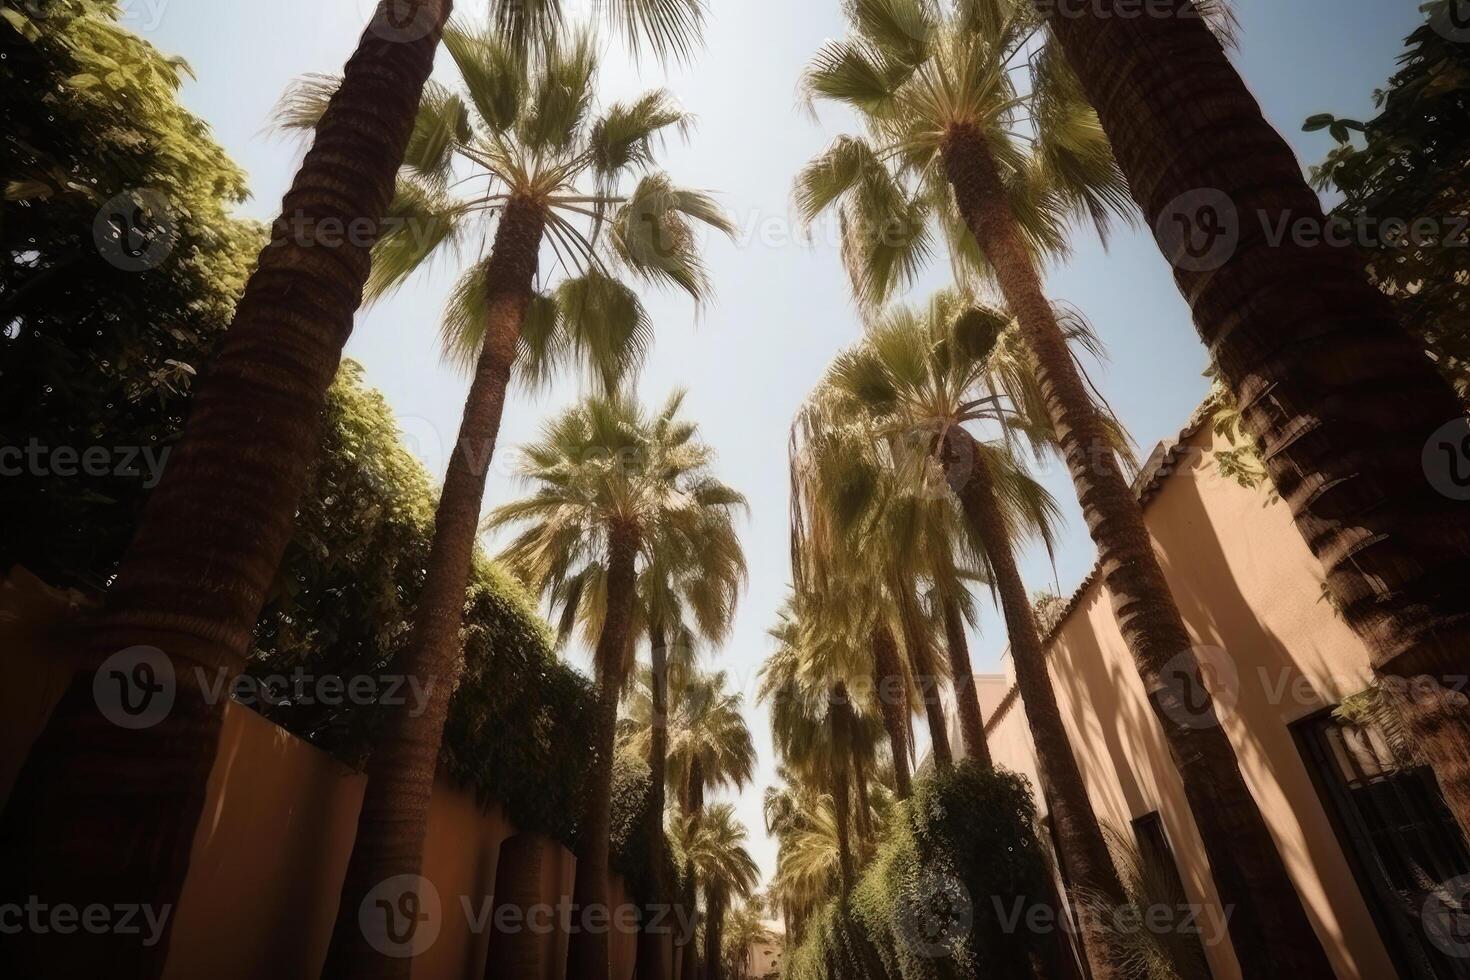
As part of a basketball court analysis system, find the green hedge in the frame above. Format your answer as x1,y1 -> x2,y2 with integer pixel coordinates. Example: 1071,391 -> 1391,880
787,762 -> 1054,980
439,559 -> 599,847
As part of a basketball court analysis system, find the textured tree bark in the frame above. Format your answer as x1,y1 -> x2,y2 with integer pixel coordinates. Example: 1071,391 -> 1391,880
870,623 -> 914,799
566,524 -> 640,980
942,126 -> 1334,977
0,5 -> 451,977
829,684 -> 856,895
702,886 -> 725,980
943,596 -> 990,766
684,757 -> 706,817
639,622 -> 674,980
1045,0 -> 1470,843
942,429 -> 1127,980
321,195 -> 543,979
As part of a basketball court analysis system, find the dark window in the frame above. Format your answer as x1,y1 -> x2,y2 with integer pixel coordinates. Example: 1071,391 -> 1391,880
1294,708 -> 1470,979
1130,812 -> 1212,978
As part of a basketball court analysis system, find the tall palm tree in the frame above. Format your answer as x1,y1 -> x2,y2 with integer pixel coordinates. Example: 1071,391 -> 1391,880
618,442 -> 744,980
797,2 -> 1332,973
762,604 -> 866,899
790,413 -> 951,798
1043,0 -> 1470,839
625,667 -> 757,817
721,902 -> 775,980
674,803 -> 760,980
821,288 -> 1135,979
488,391 -> 745,980
624,660 -> 751,980
0,5 -> 706,976
291,29 -> 731,976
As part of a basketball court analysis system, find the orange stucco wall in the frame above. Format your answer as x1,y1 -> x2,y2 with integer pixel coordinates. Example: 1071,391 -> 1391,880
1,568 -> 646,980
979,421 -> 1398,980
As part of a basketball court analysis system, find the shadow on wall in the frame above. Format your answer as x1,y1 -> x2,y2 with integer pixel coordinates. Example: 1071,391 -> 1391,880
1034,422 -> 1398,980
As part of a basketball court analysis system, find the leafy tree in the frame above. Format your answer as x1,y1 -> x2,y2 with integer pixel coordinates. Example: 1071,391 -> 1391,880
1,0 -> 259,588
1306,5 -> 1470,397
0,2 -> 453,971
489,391 -> 745,980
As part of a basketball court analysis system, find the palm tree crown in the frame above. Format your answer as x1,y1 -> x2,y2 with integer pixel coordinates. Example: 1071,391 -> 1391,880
794,0 -> 1134,306
282,24 -> 732,387
623,665 -> 757,811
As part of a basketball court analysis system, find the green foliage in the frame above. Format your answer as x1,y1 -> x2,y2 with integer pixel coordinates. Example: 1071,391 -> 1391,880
438,559 -> 599,846
1,0 -> 261,585
0,6 -> 638,855
1073,826 -> 1211,980
1307,1 -> 1470,397
786,763 -> 1053,980
604,750 -> 656,900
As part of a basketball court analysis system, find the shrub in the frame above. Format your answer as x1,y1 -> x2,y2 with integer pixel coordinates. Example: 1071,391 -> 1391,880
786,762 -> 1053,980
438,558 -> 598,846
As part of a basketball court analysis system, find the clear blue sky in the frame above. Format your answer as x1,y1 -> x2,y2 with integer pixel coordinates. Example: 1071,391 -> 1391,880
145,0 -> 1425,883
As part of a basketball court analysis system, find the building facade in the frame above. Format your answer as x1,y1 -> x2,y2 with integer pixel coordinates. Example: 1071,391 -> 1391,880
969,408 -> 1469,980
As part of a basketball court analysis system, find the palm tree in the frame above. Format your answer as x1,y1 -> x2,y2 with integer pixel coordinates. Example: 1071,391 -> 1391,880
295,30 -> 731,976
1043,0 -> 1470,840
488,391 -> 745,980
0,6 -> 707,976
797,2 -> 1332,973
617,433 -> 744,980
762,605 -> 861,899
721,902 -> 775,980
790,414 -> 949,799
821,288 -> 1137,978
625,667 -> 756,817
674,803 -> 760,980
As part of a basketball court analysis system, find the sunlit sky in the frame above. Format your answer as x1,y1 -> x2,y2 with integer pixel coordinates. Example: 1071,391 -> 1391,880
146,0 -> 1422,883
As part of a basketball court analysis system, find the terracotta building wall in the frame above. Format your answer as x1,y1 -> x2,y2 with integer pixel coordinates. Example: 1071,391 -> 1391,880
0,569 -> 640,980
978,419 -> 1399,980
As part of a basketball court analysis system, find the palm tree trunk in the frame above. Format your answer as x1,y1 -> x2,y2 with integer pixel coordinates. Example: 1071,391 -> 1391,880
703,886 -> 725,980
641,622 -> 674,980
941,125 -> 1334,977
850,747 -> 875,845
870,623 -> 913,798
567,523 -> 640,980
685,757 -> 706,817
942,596 -> 990,766
1045,0 -> 1470,843
829,684 -> 857,895
322,195 -> 544,979
898,586 -> 952,769
941,428 -> 1128,980
0,5 -> 451,976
